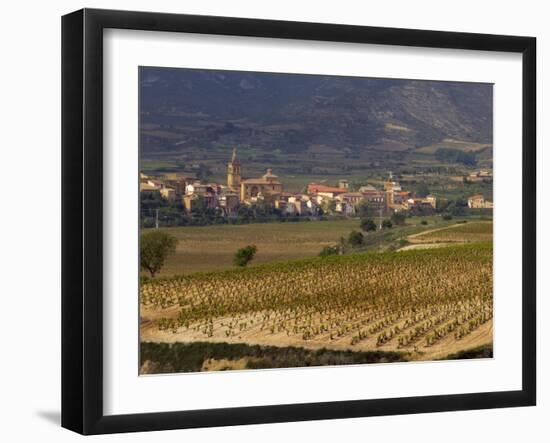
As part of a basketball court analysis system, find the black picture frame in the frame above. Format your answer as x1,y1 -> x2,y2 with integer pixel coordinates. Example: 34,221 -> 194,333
62,8 -> 536,435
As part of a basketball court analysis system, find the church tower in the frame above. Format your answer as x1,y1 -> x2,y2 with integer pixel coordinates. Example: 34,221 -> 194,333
227,148 -> 241,191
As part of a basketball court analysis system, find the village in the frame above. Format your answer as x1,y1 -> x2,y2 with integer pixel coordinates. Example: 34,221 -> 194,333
140,148 -> 492,222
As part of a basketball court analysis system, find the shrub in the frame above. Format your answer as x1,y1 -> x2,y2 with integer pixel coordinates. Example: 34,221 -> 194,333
416,183 -> 430,198
360,218 -> 377,232
234,245 -> 258,267
348,230 -> 364,247
319,245 -> 340,257
391,212 -> 407,226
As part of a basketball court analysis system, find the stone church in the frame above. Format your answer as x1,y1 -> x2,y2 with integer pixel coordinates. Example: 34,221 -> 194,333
227,148 -> 283,202
227,148 -> 242,192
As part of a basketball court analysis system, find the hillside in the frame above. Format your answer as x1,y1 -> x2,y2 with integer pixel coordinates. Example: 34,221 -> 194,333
140,67 -> 493,157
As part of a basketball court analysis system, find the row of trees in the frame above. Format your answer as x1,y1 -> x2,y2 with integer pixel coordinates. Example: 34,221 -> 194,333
434,148 -> 477,166
141,193 -> 329,228
319,212 -> 407,257
359,211 -> 406,232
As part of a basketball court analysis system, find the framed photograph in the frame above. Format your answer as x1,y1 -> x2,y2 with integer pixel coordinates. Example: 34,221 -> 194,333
62,8 -> 536,435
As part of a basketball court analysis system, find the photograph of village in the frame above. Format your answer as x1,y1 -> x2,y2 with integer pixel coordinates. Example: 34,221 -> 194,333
139,67 -> 493,374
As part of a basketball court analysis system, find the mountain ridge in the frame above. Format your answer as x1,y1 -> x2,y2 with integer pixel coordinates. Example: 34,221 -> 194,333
139,68 -> 493,155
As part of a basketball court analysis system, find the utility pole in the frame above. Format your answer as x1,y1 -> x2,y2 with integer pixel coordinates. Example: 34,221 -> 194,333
379,207 -> 383,230
155,208 -> 159,229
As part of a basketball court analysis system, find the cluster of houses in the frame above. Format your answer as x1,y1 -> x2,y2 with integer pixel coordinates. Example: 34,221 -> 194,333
304,177 -> 437,216
141,148 -> 496,218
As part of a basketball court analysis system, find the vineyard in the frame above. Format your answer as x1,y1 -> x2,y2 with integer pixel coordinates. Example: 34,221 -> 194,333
141,242 -> 493,363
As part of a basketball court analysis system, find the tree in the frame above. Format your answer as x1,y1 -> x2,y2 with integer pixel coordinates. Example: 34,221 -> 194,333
236,205 -> 254,223
140,231 -> 178,278
356,200 -> 374,218
195,163 -> 213,181
416,183 -> 430,198
360,218 -> 377,232
435,148 -> 477,166
436,197 -> 450,213
382,219 -> 393,229
348,230 -> 364,247
391,211 -> 407,226
234,245 -> 257,267
319,245 -> 340,257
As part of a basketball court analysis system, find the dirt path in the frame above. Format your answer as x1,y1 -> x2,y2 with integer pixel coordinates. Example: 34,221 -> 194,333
406,223 -> 465,243
397,223 -> 462,251
399,221 -> 492,251
398,243 -> 454,251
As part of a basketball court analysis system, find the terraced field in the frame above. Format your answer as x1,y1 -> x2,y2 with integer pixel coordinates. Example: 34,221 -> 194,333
141,242 -> 493,369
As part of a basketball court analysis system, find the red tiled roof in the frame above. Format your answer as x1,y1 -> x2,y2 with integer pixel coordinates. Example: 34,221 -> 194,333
307,183 -> 347,194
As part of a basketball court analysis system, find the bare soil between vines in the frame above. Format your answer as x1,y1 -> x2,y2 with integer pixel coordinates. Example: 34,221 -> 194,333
141,309 -> 492,362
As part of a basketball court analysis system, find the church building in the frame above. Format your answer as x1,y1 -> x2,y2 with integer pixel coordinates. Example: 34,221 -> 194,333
227,148 -> 242,192
240,168 -> 283,201
226,148 -> 283,202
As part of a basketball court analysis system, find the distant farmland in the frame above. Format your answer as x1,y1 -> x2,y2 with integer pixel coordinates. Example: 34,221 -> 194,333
143,219 -> 359,276
142,218 -> 492,276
